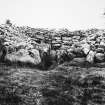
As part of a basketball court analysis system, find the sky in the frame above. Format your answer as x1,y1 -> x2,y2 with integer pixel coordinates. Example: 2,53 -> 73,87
0,0 -> 105,30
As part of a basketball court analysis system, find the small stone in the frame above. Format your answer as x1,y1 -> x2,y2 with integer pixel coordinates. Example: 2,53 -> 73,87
95,43 -> 99,48
100,40 -> 105,46
96,38 -> 101,43
96,48 -> 104,53
89,34 -> 97,40
6,48 -> 41,65
99,40 -> 105,49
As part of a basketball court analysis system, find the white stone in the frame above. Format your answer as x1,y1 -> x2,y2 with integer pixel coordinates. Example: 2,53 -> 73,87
86,50 -> 95,63
82,43 -> 90,55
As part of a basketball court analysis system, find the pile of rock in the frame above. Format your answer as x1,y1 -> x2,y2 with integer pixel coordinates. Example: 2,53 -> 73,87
56,29 -> 105,65
0,24 -> 42,66
0,23 -> 105,68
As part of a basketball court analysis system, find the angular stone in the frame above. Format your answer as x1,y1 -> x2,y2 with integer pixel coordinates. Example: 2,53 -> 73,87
89,34 -> 97,40
81,43 -> 90,55
86,50 -> 96,63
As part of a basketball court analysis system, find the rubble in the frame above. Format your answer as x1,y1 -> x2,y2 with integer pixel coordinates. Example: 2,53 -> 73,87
0,23 -> 105,67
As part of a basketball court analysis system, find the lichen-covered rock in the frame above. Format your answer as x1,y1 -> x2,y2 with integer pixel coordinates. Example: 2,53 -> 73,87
6,49 -> 41,65
89,34 -> 97,41
96,37 -> 101,43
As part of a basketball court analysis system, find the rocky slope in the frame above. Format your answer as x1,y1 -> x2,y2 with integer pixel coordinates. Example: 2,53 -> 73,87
1,23 -> 105,68
0,23 -> 105,105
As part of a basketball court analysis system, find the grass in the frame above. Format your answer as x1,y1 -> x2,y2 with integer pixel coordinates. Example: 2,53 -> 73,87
0,62 -> 105,105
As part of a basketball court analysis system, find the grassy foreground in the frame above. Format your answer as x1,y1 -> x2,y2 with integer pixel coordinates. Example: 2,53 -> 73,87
0,63 -> 105,105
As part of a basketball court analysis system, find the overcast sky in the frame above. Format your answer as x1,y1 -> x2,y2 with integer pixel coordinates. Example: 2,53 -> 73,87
0,0 -> 105,30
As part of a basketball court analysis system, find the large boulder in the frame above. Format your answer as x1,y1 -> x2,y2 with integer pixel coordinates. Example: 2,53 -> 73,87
6,48 -> 41,65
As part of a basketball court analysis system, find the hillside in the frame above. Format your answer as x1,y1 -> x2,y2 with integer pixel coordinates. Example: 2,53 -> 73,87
0,23 -> 105,105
